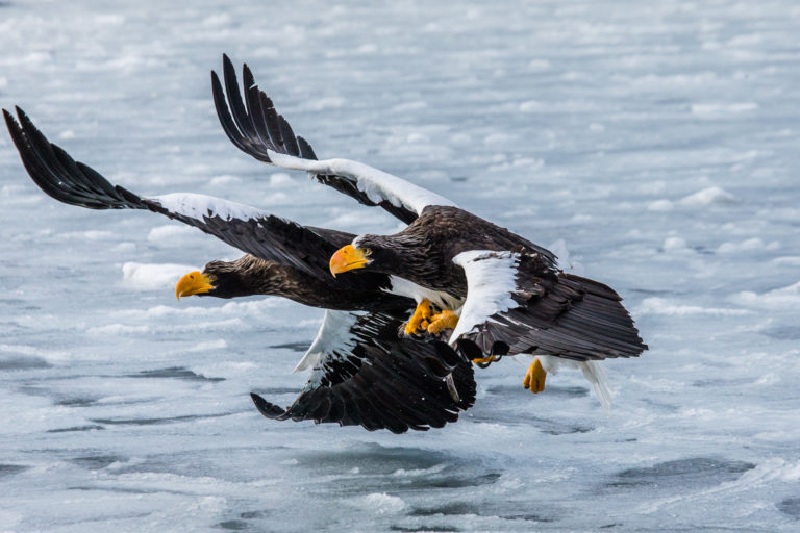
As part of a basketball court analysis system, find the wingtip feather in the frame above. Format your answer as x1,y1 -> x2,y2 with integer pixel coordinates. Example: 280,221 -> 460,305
250,392 -> 289,419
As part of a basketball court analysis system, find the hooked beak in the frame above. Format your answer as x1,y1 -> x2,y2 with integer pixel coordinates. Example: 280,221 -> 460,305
175,271 -> 214,299
329,245 -> 371,277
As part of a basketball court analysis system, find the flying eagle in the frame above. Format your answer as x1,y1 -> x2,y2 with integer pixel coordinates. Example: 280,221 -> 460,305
3,106 -> 476,433
210,56 -> 648,402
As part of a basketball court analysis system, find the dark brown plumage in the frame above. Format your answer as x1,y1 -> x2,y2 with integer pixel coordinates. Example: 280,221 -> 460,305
353,206 -> 557,297
3,105 -> 476,433
251,311 -> 475,432
352,209 -> 647,362
211,55 -> 648,372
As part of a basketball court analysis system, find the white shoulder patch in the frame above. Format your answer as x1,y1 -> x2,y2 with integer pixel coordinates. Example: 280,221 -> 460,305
385,276 -> 464,311
448,250 -> 522,344
153,193 -> 268,223
293,310 -> 361,372
267,151 -> 455,215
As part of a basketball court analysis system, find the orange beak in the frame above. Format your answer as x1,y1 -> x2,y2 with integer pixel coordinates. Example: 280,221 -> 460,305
175,271 -> 214,299
329,245 -> 371,277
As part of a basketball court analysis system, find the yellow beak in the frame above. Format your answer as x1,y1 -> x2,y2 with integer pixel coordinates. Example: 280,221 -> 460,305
175,271 -> 214,299
329,245 -> 371,277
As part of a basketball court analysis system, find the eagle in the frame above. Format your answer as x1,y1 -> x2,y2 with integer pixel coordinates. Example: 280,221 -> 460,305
209,56 -> 648,403
3,106 -> 477,433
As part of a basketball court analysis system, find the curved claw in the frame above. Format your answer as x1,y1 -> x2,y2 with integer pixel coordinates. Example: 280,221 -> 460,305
427,309 -> 459,335
403,300 -> 433,336
471,354 -> 503,369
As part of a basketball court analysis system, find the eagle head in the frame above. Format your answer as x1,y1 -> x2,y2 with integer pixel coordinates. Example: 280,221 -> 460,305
176,258 -> 281,299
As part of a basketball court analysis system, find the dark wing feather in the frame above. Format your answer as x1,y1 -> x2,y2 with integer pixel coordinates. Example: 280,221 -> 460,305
212,55 -> 420,224
3,107 -> 358,282
455,252 -> 647,361
211,54 -> 315,162
251,311 -> 476,433
4,108 -> 140,209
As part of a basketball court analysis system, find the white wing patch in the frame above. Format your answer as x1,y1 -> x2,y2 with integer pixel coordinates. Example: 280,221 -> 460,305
448,250 -> 522,344
267,151 -> 456,216
153,193 -> 269,223
385,276 -> 464,311
293,310 -> 362,373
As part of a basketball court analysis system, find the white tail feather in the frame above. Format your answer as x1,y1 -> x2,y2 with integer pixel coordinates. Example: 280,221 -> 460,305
579,360 -> 612,410
536,356 -> 612,409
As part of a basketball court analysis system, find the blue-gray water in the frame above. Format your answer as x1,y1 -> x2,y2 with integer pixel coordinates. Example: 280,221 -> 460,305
1,1 -> 799,531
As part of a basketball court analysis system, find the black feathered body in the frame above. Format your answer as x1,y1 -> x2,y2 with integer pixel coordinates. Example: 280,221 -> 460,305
4,104 -> 477,433
356,206 -> 647,361
252,311 -> 476,433
202,254 -> 411,313
357,205 -> 556,296
201,57 -> 647,365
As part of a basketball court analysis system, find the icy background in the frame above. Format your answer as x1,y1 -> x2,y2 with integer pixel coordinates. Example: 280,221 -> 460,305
1,1 -> 799,531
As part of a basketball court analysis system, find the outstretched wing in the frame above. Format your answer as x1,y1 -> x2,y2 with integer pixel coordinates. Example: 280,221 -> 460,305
3,107 -> 351,282
212,55 -> 454,224
267,152 -> 456,220
250,310 -> 476,433
211,54 -> 317,163
450,250 -> 648,361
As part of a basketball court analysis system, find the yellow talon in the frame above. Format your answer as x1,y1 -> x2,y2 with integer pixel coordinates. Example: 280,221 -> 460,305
523,358 -> 547,394
403,299 -> 433,336
472,355 -> 500,366
427,309 -> 459,335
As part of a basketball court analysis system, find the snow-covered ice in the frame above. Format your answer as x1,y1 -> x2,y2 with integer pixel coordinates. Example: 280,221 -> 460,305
1,1 -> 799,531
